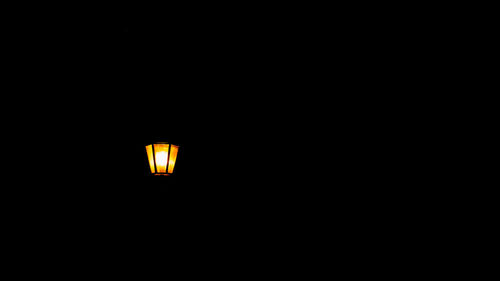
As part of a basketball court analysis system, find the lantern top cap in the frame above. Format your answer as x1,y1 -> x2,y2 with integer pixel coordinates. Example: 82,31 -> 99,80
147,142 -> 179,146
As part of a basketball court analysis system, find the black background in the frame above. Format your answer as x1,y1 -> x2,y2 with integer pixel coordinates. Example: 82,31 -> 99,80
4,10 -> 336,269
1,3 -> 470,277
3,7 -> 426,273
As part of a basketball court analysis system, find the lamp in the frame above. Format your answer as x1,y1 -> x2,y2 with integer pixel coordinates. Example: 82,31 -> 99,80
145,142 -> 179,176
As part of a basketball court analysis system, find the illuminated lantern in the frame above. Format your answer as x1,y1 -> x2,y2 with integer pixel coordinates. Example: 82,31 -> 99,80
145,143 -> 179,176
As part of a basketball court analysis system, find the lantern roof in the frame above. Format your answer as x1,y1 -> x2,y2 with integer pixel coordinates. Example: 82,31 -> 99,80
148,142 -> 179,147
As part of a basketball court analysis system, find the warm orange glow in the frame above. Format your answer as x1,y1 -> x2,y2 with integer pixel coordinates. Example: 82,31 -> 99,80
146,145 -> 155,173
153,144 -> 169,173
146,143 -> 179,175
168,145 -> 179,173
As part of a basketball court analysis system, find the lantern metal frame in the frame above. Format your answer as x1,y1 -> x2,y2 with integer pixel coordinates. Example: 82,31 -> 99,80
146,142 -> 179,176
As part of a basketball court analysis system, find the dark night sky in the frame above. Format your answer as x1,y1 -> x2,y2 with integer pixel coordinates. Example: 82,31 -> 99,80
3,8 -> 425,274
5,11 -> 327,254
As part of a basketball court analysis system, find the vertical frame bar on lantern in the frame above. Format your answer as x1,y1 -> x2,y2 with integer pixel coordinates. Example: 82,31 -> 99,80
152,144 -> 157,174
166,143 -> 171,174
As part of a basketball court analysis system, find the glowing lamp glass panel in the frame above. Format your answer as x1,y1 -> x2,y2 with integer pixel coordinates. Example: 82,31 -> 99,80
168,145 -> 179,173
146,143 -> 179,175
146,145 -> 155,174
